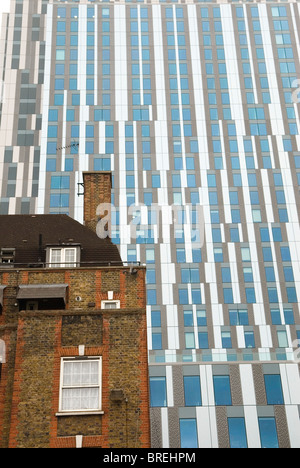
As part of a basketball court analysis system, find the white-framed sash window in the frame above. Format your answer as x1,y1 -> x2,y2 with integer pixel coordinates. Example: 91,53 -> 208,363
58,357 -> 102,414
49,247 -> 78,268
101,300 -> 121,310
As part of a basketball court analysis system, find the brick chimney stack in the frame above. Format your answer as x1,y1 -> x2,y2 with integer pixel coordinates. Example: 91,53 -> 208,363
83,171 -> 112,234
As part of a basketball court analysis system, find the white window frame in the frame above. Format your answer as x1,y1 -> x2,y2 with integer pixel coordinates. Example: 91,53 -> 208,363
0,248 -> 15,265
57,357 -> 103,416
49,247 -> 78,268
101,300 -> 121,310
0,339 -> 6,364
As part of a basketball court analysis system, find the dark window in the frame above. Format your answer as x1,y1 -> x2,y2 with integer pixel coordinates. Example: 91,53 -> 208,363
0,248 -> 15,266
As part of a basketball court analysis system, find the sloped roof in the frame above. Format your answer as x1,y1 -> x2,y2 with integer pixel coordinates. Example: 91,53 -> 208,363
0,214 -> 122,267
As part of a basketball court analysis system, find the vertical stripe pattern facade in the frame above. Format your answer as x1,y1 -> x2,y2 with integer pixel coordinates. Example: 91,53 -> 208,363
1,0 -> 300,448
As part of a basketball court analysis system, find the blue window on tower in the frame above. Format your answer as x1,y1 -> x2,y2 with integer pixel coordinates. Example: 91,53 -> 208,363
271,309 -> 281,325
86,49 -> 93,61
209,192 -> 218,206
143,158 -> 151,171
71,125 -> 79,138
265,267 -> 276,282
149,377 -> 167,407
229,309 -> 249,326
147,290 -> 157,306
127,248 -> 137,263
172,174 -> 181,188
243,267 -> 254,283
281,246 -> 291,261
56,36 -> 66,46
177,249 -> 186,263
152,333 -> 162,350
142,141 -> 151,155
263,247 -> 273,262
65,159 -> 73,172
268,287 -> 279,303
151,311 -> 161,328
71,21 -> 78,33
221,267 -> 231,283
229,192 -> 239,205
144,193 -> 153,206
245,331 -> 255,349
274,173 -> 283,186
213,375 -> 232,406
86,125 -> 94,138
183,310 -> 194,327
278,208 -> 289,223
214,248 -> 223,263
228,418 -> 248,449
231,209 -> 241,223
223,289 -> 234,304
258,418 -> 279,449
87,79 -> 94,90
152,175 -> 161,188
187,175 -> 196,188
181,269 -> 200,284
211,210 -> 220,224
192,289 -> 202,305
57,7 -> 66,17
126,175 -> 135,189
221,331 -> 232,348
198,332 -> 209,349
55,64 -> 65,75
183,376 -> 202,407
51,176 -> 70,189
71,36 -> 78,46
50,194 -> 69,208
179,288 -> 189,305
46,159 -> 56,171
71,8 -> 78,18
264,374 -> 284,405
87,63 -> 94,75
69,63 -> 77,76
287,287 -> 297,303
54,94 -> 64,106
66,109 -> 75,122
260,227 -> 270,242
85,142 -> 94,154
47,142 -> 57,155
179,419 -> 198,449
246,288 -> 256,304
284,308 -> 294,324
48,109 -> 58,122
55,79 -> 64,90
48,126 -> 58,138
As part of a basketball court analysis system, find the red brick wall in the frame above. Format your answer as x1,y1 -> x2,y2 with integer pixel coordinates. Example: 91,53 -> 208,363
83,172 -> 112,234
0,266 -> 150,448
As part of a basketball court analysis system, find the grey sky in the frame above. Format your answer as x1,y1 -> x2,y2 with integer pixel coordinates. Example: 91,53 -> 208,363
0,1 -> 11,16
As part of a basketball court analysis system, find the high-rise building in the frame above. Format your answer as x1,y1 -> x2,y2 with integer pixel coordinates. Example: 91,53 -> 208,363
1,0 -> 300,448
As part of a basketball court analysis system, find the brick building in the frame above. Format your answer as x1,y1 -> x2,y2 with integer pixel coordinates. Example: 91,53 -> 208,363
0,172 -> 150,449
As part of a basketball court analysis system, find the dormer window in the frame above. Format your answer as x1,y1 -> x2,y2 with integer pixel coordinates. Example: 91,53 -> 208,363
47,246 -> 80,268
0,248 -> 15,266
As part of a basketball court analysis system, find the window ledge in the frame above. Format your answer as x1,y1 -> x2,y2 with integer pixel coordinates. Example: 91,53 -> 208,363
55,410 -> 104,417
